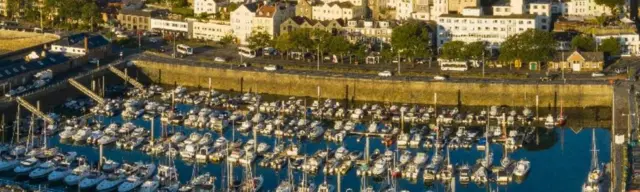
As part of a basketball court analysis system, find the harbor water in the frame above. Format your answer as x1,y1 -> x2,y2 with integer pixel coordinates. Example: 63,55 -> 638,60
11,101 -> 609,192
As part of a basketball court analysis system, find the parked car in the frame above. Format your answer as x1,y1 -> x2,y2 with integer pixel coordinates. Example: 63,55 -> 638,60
264,65 -> 281,71
434,75 -> 448,81
214,57 -> 226,62
378,71 -> 392,77
591,72 -> 605,77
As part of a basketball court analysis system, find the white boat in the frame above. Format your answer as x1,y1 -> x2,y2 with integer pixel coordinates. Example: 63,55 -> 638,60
397,133 -> 410,147
513,159 -> 531,177
399,151 -> 412,165
170,132 -> 187,143
103,159 -> 121,172
413,152 -> 428,166
139,180 -> 160,192
64,165 -> 91,186
87,130 -> 104,144
316,181 -> 335,192
59,128 -> 76,140
28,160 -> 56,179
72,128 -> 92,142
97,135 -> 118,145
214,137 -> 228,149
183,132 -> 201,145
97,174 -> 126,192
196,146 -> 214,161
78,171 -> 106,190
198,133 -> 213,146
334,147 -> 348,160
14,157 -> 40,175
48,166 -> 72,182
181,144 -> 198,159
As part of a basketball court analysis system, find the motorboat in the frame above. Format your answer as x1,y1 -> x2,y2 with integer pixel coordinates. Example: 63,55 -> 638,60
14,157 -> 40,175
103,159 -> 121,172
183,132 -> 202,145
118,175 -> 144,192
87,130 -> 104,144
198,133 -> 213,146
0,155 -> 20,171
170,132 -> 187,144
513,159 -> 531,177
316,180 -> 335,192
413,152 -> 428,166
139,180 -> 160,192
28,160 -> 56,179
48,166 -> 72,182
399,151 -> 412,165
72,128 -> 92,142
78,170 -> 106,190
97,173 -> 126,192
64,164 -> 91,186
97,135 -> 118,145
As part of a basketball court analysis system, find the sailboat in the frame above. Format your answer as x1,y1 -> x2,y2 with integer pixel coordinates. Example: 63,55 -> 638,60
556,101 -> 567,127
582,129 -> 602,192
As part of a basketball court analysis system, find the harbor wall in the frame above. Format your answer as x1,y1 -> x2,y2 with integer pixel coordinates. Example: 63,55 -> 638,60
132,60 -> 613,108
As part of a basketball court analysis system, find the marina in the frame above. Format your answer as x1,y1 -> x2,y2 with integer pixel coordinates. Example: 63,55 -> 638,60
0,82 -> 612,192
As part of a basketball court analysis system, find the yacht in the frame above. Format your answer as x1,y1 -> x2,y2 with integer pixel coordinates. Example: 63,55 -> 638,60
409,134 -> 422,148
103,159 -> 121,172
14,157 -> 40,175
513,159 -> 531,177
97,135 -> 118,145
334,147 -> 348,160
198,133 -> 213,146
59,128 -> 76,140
64,164 -> 91,186
399,151 -> 413,165
87,130 -> 105,144
458,164 -> 471,183
78,170 -> 106,190
316,180 -> 335,192
196,146 -> 214,161
583,129 -> 603,192
28,160 -> 56,179
118,175 -> 144,192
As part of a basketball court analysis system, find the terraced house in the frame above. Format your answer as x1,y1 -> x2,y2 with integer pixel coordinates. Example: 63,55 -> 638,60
117,9 -> 159,31
280,16 -> 345,34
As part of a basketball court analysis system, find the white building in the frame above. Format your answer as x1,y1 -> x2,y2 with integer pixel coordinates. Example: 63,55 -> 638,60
437,11 -> 544,48
312,2 -> 363,20
396,0 -> 413,20
344,20 -> 396,43
192,20 -> 233,41
252,4 -> 295,38
319,0 -> 363,7
150,18 -> 191,37
194,0 -> 226,15
566,0 -> 612,17
594,33 -> 640,56
231,3 -> 258,44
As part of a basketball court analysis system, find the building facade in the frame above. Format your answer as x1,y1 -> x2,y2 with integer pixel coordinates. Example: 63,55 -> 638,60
594,33 -> 640,56
296,0 -> 314,18
50,33 -> 111,59
252,4 -> 296,38
150,18 -> 191,37
0,0 -> 7,17
194,0 -> 226,15
437,14 -> 543,48
343,20 -> 396,43
566,0 -> 612,17
192,20 -> 233,41
548,51 -> 604,72
231,3 -> 258,44
311,2 -> 363,20
117,9 -> 156,31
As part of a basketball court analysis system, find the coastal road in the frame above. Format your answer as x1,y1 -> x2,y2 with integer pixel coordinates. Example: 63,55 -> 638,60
612,82 -> 632,192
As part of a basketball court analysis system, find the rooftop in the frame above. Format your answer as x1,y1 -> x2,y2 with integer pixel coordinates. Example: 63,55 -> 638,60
553,51 -> 604,62
0,51 -> 72,81
53,33 -> 110,50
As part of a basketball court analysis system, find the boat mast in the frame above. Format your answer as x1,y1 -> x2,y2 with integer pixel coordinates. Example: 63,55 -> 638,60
590,129 -> 598,170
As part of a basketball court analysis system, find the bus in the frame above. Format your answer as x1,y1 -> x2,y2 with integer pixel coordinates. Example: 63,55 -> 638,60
176,44 -> 193,55
238,47 -> 258,58
439,60 -> 469,71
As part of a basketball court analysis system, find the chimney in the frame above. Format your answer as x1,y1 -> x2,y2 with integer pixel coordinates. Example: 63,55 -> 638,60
84,36 -> 89,52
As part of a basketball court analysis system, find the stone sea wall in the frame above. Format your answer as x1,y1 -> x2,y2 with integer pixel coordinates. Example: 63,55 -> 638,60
134,60 -> 613,108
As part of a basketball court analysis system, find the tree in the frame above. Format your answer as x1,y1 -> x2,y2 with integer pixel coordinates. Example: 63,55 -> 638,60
289,28 -> 314,51
600,37 -> 621,56
440,41 -> 465,60
219,35 -> 235,46
499,29 -> 556,63
246,29 -> 272,50
463,41 -> 487,61
571,35 -> 596,51
391,20 -> 432,60
81,2 -> 101,28
274,33 -> 293,59
594,0 -> 623,11
326,36 -> 350,63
